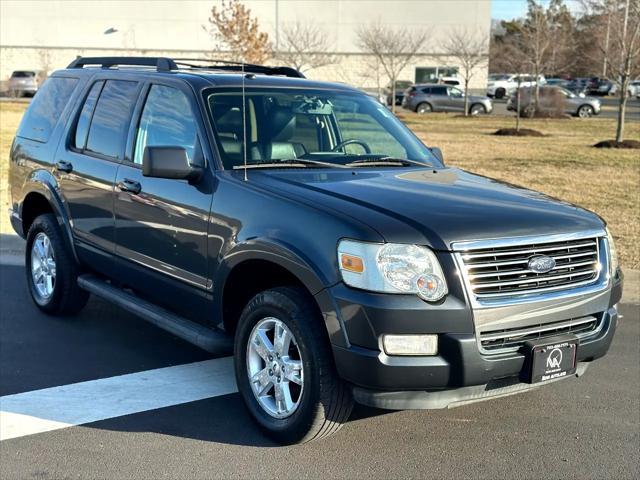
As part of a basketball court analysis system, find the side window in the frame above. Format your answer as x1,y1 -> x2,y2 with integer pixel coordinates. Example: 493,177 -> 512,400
431,86 -> 447,95
74,81 -> 104,150
134,85 -> 198,165
448,87 -> 463,98
85,80 -> 139,159
16,77 -> 79,143
421,87 -> 432,94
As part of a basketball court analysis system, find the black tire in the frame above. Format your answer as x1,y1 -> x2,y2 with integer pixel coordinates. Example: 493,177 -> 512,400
470,103 -> 486,115
25,213 -> 89,315
416,102 -> 432,114
234,286 -> 353,444
495,88 -> 506,99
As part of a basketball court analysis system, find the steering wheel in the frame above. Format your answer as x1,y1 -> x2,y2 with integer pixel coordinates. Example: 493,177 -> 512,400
331,139 -> 372,154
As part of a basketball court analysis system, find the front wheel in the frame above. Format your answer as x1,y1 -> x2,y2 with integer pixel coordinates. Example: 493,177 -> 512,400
234,287 -> 353,444
577,105 -> 594,118
470,103 -> 487,115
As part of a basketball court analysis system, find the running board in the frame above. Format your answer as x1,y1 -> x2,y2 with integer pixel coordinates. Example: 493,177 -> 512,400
77,274 -> 233,355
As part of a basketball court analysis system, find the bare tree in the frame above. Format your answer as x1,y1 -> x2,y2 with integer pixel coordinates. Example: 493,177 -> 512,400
204,0 -> 271,64
356,23 -> 428,113
276,22 -> 337,73
442,27 -> 489,116
583,0 -> 640,143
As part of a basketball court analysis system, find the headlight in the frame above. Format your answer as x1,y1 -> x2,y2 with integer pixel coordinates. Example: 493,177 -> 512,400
606,227 -> 619,275
337,240 -> 448,301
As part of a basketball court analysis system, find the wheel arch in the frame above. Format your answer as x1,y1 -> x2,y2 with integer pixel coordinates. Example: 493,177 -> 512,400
213,240 -> 347,347
19,174 -> 78,262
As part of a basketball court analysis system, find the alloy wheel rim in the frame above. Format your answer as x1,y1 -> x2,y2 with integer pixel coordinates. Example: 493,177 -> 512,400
580,107 -> 592,118
30,232 -> 56,300
246,317 -> 304,419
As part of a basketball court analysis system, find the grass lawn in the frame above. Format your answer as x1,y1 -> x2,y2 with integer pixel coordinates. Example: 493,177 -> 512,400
1,101 -> 638,267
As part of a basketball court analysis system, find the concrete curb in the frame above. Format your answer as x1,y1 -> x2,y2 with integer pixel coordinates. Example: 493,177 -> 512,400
1,233 -> 638,304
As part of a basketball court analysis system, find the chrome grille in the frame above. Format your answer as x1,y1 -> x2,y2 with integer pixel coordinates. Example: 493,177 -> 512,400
479,315 -> 601,353
459,237 -> 601,299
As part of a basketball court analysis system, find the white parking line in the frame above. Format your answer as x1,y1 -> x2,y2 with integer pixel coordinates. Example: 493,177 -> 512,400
0,357 -> 236,441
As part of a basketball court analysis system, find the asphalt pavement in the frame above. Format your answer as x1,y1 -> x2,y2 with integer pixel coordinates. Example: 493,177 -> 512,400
0,252 -> 638,479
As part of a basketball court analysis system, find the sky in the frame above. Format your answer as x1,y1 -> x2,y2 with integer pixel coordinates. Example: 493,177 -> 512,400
491,0 -> 582,20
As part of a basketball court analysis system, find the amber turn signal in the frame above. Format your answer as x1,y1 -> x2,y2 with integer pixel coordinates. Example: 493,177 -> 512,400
340,254 -> 364,273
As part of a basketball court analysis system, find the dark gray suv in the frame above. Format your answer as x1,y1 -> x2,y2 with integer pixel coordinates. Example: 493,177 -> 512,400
9,57 -> 622,444
402,84 -> 493,115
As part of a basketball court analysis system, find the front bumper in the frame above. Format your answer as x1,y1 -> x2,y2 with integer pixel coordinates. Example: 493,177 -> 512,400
327,270 -> 622,409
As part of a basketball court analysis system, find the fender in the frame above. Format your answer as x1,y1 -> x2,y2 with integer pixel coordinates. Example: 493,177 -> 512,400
212,238 -> 349,348
19,169 -> 79,263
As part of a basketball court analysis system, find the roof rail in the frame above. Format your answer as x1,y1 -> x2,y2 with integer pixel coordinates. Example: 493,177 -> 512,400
67,56 -> 305,78
172,58 -> 306,78
67,56 -> 178,72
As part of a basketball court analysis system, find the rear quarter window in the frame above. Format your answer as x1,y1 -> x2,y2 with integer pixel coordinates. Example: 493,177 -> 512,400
16,77 -> 79,143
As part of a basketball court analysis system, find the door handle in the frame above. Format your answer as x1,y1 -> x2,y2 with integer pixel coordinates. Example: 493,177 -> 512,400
55,160 -> 73,173
117,179 -> 142,195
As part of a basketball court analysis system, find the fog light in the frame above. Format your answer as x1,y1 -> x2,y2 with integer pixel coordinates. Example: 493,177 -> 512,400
382,334 -> 438,356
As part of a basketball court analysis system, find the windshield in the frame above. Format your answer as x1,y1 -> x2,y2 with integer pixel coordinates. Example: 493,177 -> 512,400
489,74 -> 510,81
204,88 -> 440,170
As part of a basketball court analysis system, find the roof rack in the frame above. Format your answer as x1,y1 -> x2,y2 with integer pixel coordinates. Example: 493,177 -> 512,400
67,56 -> 178,72
67,56 -> 305,78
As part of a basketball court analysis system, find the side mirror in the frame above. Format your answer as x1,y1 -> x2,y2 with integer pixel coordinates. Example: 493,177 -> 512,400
430,147 -> 444,164
142,146 -> 203,181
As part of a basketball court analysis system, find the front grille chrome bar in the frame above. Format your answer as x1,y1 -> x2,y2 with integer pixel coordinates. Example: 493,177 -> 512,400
452,229 -> 609,307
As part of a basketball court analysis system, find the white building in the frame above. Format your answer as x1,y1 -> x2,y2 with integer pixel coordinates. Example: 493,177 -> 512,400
0,0 -> 491,90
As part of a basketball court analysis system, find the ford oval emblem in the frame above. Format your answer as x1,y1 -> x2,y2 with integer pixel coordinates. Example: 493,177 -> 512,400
528,255 -> 556,274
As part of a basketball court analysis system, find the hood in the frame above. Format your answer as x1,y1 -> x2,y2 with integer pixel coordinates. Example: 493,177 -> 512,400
246,167 -> 604,250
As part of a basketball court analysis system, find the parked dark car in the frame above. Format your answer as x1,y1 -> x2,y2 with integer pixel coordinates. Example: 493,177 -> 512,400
587,77 -> 614,96
385,80 -> 413,106
565,78 -> 590,96
9,57 -> 623,445
403,84 -> 493,115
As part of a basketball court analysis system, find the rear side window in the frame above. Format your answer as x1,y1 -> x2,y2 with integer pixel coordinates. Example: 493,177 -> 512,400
16,77 -> 79,143
74,81 -> 104,150
421,87 -> 432,94
85,80 -> 139,159
431,86 -> 447,95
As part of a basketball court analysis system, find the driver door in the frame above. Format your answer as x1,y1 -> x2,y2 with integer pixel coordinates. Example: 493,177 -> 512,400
445,87 -> 465,112
113,80 -> 214,313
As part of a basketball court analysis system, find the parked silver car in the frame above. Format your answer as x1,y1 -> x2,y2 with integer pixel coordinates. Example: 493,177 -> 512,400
507,86 -> 601,118
8,70 -> 41,97
402,84 -> 493,115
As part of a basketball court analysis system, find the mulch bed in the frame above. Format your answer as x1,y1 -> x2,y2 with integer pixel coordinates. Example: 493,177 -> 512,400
593,140 -> 640,149
493,128 -> 545,137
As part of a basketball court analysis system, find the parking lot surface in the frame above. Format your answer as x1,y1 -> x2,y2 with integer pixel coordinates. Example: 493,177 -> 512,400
0,260 -> 638,479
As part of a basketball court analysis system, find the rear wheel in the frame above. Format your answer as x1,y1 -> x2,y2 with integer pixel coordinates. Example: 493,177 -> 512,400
577,105 -> 594,118
416,102 -> 432,114
495,88 -> 506,99
25,214 -> 89,315
234,287 -> 353,444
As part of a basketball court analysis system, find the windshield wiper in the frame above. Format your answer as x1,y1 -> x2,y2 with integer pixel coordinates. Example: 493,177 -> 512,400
346,157 -> 434,168
233,158 -> 349,169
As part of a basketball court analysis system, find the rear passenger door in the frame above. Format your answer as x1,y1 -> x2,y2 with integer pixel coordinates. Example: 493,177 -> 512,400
57,78 -> 141,256
112,80 -> 213,297
429,86 -> 449,111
